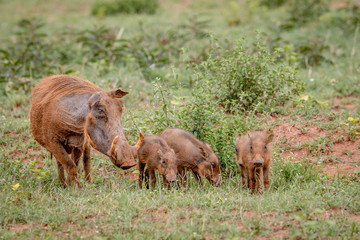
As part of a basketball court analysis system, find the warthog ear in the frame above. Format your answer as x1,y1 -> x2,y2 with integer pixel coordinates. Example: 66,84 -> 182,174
107,89 -> 129,98
266,131 -> 274,144
157,149 -> 164,158
135,132 -> 144,150
199,145 -> 208,159
88,92 -> 102,108
204,142 -> 211,150
235,134 -> 240,143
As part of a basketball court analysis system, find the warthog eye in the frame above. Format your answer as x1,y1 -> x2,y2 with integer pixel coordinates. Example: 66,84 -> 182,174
95,108 -> 108,120
211,162 -> 216,168
264,145 -> 267,150
161,159 -> 166,165
235,147 -> 238,153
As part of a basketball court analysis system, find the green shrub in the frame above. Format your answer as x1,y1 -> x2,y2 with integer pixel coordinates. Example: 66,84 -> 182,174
91,0 -> 159,16
283,0 -> 329,28
319,3 -> 360,35
0,18 -> 73,95
76,25 -> 128,73
258,0 -> 286,8
193,36 -> 303,111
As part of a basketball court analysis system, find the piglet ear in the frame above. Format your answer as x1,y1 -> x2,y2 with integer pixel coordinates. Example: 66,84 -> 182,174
199,146 -> 208,159
157,149 -> 164,158
235,134 -> 240,143
266,131 -> 274,144
107,89 -> 129,98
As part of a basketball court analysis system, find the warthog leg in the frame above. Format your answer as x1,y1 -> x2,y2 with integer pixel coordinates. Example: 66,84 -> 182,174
71,148 -> 82,167
239,164 -> 247,187
138,162 -> 146,189
148,168 -> 156,190
50,141 -> 80,188
248,168 -> 256,193
83,145 -> 91,182
177,167 -> 187,188
162,176 -> 171,190
255,168 -> 262,194
263,167 -> 270,191
192,170 -> 202,186
56,160 -> 66,187
144,168 -> 150,189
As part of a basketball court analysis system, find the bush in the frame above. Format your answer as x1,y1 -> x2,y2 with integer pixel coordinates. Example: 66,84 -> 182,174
258,0 -> 286,8
284,0 -> 329,28
76,25 -> 128,72
193,36 -> 303,111
319,3 -> 360,35
91,0 -> 159,16
0,18 -> 73,95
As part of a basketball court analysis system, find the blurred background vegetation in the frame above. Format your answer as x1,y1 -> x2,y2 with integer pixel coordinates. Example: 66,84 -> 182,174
1,1 -> 360,239
0,0 -> 359,173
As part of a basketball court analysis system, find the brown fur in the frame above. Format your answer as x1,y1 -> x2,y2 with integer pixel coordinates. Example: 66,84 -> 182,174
235,130 -> 273,193
137,134 -> 177,189
159,128 -> 220,187
30,75 -> 137,187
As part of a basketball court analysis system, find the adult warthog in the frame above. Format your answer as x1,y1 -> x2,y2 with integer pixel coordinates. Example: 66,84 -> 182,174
30,75 -> 140,187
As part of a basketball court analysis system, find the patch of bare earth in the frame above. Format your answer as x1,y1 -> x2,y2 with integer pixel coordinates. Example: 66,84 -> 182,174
333,96 -> 358,113
228,210 -> 292,238
273,113 -> 360,178
8,212 -> 108,238
8,223 -> 50,231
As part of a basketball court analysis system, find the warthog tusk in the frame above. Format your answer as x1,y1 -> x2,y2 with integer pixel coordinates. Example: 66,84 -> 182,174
111,135 -> 120,160
135,132 -> 144,150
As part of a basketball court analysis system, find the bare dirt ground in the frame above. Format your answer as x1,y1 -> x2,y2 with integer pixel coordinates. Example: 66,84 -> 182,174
273,97 -> 360,178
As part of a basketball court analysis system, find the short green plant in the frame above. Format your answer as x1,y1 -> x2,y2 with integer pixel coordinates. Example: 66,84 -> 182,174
283,0 -> 329,28
76,25 -> 128,72
294,38 -> 332,68
271,160 -> 320,190
258,0 -> 286,8
342,116 -> 360,141
91,0 -> 159,16
319,1 -> 360,35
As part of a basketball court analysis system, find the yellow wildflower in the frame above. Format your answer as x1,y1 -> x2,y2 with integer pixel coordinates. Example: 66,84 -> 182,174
12,183 -> 20,190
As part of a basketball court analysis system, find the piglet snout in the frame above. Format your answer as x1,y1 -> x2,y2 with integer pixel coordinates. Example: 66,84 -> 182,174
254,160 -> 263,167
166,176 -> 177,183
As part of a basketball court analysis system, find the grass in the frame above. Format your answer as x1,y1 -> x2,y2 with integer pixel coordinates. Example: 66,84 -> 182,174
1,0 -> 360,239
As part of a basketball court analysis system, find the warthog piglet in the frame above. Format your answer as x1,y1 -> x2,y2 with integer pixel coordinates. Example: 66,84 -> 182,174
159,128 -> 220,187
137,133 -> 177,189
235,130 -> 273,193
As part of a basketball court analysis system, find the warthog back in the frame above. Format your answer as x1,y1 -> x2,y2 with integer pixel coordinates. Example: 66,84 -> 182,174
159,128 -> 220,187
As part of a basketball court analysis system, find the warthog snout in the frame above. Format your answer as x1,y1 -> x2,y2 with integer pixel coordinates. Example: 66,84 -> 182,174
254,159 -> 263,167
110,136 -> 137,170
214,178 -> 221,187
166,175 -> 177,183
166,171 -> 177,183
